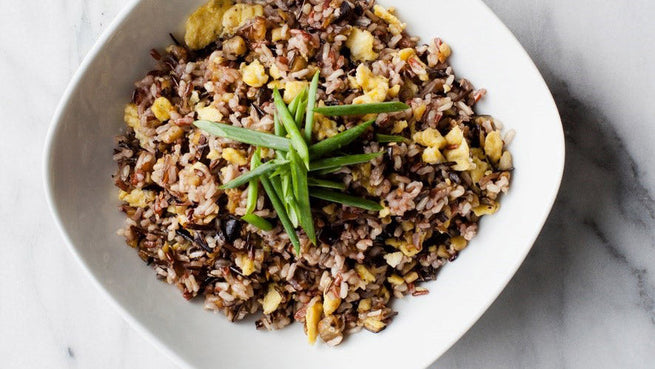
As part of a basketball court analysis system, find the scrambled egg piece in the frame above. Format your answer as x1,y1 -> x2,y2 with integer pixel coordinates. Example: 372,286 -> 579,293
119,189 -> 155,208
222,147 -> 248,165
235,253 -> 255,276
468,148 -> 490,183
355,264 -> 376,283
218,92 -> 234,103
484,131 -> 503,163
363,316 -> 386,333
345,28 -> 378,62
179,164 -> 202,187
124,104 -> 140,129
422,147 -> 445,164
185,0 -> 233,50
123,104 -> 152,148
323,291 -> 341,316
373,5 -> 406,35
444,126 -> 473,171
151,97 -> 173,122
404,271 -> 419,283
386,235 -> 422,257
312,113 -> 339,140
413,128 -> 446,149
389,85 -> 400,98
391,120 -> 408,134
383,252 -> 403,268
387,274 -> 405,285
259,147 -> 276,159
262,284 -> 282,314
473,201 -> 499,216
283,81 -> 309,103
306,299 -> 323,344
268,63 -> 283,79
351,163 -> 377,196
398,48 -> 414,61
267,80 -> 285,90
196,106 -> 223,122
445,125 -> 464,146
413,103 -> 427,121
222,36 -> 246,57
166,204 -> 186,215
438,40 -> 452,63
352,64 -> 389,104
358,299 -> 371,312
379,202 -> 391,218
271,27 -> 289,42
225,188 -> 242,214
414,128 -> 447,164
206,149 -> 221,160
222,3 -> 264,36
160,126 -> 184,144
240,59 -> 268,87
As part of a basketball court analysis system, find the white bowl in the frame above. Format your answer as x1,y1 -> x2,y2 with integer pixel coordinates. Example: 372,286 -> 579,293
44,0 -> 564,368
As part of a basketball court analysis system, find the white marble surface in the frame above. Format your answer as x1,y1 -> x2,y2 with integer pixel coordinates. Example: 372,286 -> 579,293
1,0 -> 654,368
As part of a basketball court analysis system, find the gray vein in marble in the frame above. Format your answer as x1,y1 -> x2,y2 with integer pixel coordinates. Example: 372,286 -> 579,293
558,86 -> 655,224
584,218 -> 655,325
556,79 -> 655,229
548,77 -> 655,308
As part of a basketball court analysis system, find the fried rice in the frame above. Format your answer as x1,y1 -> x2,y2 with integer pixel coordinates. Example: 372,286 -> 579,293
112,0 -> 513,346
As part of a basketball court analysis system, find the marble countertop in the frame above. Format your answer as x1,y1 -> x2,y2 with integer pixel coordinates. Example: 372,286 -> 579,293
2,0 -> 654,368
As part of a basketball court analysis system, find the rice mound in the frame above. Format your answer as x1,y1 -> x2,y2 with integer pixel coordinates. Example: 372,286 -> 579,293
113,0 -> 513,345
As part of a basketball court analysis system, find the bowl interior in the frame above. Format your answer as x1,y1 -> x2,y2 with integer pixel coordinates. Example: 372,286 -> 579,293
45,0 -> 564,368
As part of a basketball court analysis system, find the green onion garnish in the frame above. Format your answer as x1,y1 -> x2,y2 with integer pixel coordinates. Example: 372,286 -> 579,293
304,72 -> 320,142
273,115 -> 300,228
313,101 -> 409,116
196,76 -> 411,254
273,88 -> 310,167
274,162 -> 297,227
260,175 -> 301,254
288,201 -> 301,228
274,112 -> 286,136
315,167 -> 343,176
307,178 -> 346,190
244,148 -> 261,214
288,91 -> 303,116
309,152 -> 383,172
375,133 -> 407,143
310,188 -> 383,211
220,159 -> 288,189
241,213 -> 274,231
269,175 -> 286,209
286,174 -> 302,227
294,89 -> 308,127
194,121 -> 291,151
309,119 -> 374,159
269,166 -> 287,178
289,147 -> 316,244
